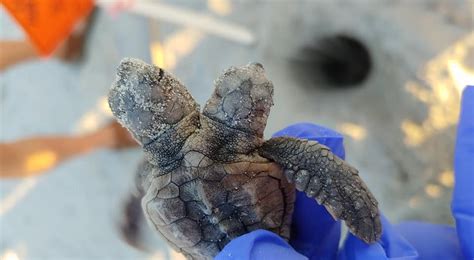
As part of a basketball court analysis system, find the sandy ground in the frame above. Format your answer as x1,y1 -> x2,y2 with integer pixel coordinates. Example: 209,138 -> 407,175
1,1 -> 472,259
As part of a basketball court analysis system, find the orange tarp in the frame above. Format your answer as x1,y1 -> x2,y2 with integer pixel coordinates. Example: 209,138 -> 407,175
1,0 -> 94,56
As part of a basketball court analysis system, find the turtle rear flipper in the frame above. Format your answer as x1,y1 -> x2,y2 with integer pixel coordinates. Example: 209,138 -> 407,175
259,136 -> 381,243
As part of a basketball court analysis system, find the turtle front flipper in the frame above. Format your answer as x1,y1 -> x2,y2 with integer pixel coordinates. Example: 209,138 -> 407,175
259,137 -> 381,243
119,159 -> 153,251
120,192 -> 145,249
108,58 -> 200,168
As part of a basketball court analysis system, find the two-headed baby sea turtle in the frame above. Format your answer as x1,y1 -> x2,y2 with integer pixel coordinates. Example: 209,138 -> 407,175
108,59 -> 381,259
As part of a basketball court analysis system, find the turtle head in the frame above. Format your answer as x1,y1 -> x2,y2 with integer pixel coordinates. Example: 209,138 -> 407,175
108,58 -> 198,145
203,62 -> 274,138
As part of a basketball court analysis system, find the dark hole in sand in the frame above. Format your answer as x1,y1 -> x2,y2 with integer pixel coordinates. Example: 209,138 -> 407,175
293,34 -> 372,88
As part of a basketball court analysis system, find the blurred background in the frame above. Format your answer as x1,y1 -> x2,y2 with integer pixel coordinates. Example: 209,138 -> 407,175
0,0 -> 472,259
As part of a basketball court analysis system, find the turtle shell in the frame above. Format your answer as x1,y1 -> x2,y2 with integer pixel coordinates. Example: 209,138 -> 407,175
141,147 -> 295,259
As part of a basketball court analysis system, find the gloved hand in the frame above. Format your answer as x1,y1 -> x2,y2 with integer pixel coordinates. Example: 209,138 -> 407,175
216,123 -> 345,260
341,86 -> 473,260
216,86 -> 474,260
452,85 -> 474,259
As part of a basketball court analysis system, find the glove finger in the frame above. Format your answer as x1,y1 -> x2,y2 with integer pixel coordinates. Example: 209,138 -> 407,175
396,221 -> 463,260
291,191 -> 342,259
272,122 -> 345,158
339,215 -> 418,260
216,229 -> 307,260
273,123 -> 343,259
452,85 -> 474,259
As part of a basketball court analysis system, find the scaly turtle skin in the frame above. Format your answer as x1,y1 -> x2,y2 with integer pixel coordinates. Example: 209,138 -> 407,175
108,59 -> 381,259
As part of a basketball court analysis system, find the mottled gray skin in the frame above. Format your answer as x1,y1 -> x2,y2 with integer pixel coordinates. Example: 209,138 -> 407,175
109,58 -> 381,259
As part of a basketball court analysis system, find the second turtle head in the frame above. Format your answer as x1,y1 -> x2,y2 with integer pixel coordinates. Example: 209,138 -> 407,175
203,62 -> 274,137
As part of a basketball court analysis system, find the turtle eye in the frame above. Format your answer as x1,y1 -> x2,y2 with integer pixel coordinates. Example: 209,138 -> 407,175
249,62 -> 264,70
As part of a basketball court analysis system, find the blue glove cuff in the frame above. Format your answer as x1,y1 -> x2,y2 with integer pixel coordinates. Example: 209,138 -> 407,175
216,230 -> 307,260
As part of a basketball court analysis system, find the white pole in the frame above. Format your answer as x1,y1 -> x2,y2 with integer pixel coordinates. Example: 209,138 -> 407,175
96,0 -> 255,45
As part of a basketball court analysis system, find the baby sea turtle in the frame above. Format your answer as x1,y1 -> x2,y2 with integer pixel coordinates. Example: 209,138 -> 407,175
109,58 -> 381,259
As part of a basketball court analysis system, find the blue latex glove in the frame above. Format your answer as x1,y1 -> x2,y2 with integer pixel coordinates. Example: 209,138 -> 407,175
216,86 -> 474,260
452,85 -> 474,259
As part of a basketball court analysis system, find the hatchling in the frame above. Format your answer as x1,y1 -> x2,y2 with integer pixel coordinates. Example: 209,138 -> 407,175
108,58 -> 381,259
